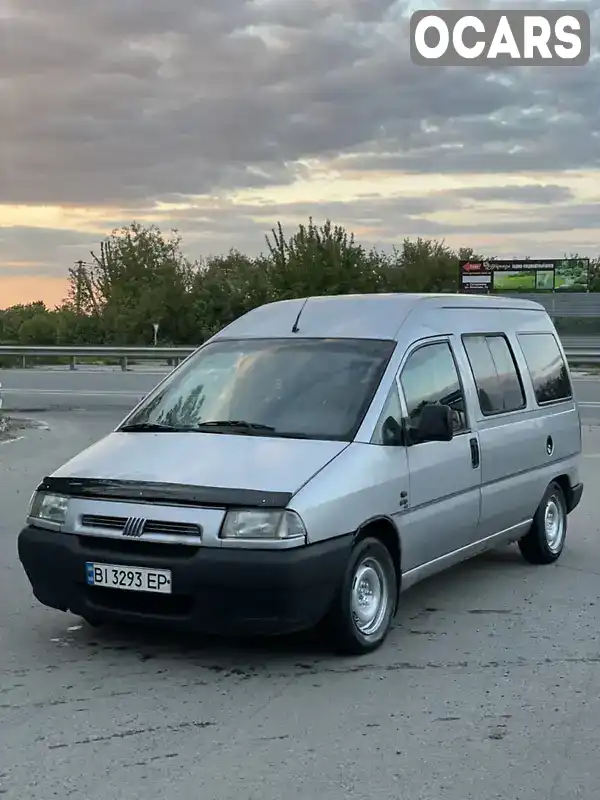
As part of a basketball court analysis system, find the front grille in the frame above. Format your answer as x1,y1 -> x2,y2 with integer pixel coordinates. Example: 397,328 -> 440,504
81,514 -> 127,531
80,514 -> 201,538
142,520 -> 201,537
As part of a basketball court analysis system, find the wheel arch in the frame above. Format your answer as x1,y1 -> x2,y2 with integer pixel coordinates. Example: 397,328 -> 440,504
550,473 -> 583,514
552,473 -> 570,498
354,516 -> 402,611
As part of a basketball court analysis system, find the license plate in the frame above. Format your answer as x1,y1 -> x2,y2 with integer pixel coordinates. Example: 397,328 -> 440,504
85,562 -> 172,594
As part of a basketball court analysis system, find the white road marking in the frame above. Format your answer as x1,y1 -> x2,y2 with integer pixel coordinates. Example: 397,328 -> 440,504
0,369 -> 169,375
0,388 -> 144,397
0,436 -> 25,445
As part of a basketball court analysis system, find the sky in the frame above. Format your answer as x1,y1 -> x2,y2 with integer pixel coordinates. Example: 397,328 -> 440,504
1,0 -> 599,309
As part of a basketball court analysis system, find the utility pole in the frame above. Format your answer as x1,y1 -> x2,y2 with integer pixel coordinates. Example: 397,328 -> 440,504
75,260 -> 84,314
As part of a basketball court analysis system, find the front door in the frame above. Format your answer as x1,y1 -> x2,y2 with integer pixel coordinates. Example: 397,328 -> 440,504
398,339 -> 482,571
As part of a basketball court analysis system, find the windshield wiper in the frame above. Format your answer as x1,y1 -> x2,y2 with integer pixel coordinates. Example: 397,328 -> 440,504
119,422 -> 182,432
121,419 -> 324,440
194,420 -> 277,433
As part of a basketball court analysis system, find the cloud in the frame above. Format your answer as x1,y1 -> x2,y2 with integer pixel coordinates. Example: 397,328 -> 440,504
3,183 -> 595,282
449,184 -> 575,204
0,227 -> 99,279
0,0 -> 599,307
3,0 -> 598,206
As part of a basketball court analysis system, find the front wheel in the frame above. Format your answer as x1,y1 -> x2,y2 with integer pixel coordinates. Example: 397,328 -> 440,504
518,481 -> 567,565
324,537 -> 397,655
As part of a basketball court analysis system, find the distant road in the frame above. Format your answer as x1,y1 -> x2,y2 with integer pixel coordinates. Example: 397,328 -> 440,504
1,366 -> 600,423
0,367 -> 169,411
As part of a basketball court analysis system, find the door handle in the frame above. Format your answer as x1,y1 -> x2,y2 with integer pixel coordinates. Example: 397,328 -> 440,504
469,437 -> 480,469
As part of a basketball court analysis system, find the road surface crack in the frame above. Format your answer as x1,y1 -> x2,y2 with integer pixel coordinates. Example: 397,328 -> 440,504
48,720 -> 215,749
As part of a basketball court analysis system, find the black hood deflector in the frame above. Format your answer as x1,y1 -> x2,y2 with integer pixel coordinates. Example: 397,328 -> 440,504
39,476 -> 292,509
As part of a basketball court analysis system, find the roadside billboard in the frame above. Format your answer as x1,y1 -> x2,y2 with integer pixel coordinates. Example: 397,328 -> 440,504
458,258 -> 590,294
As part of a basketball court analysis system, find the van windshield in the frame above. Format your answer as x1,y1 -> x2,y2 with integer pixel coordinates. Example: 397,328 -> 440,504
120,337 -> 396,442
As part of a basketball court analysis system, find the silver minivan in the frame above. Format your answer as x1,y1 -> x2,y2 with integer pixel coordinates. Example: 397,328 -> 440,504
18,293 -> 584,654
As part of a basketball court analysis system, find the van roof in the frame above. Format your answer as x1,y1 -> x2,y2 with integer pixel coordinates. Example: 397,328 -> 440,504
214,292 -> 547,342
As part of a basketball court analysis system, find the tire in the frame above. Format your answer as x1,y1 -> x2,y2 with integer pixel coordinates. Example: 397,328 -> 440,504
518,481 -> 567,565
324,536 -> 397,655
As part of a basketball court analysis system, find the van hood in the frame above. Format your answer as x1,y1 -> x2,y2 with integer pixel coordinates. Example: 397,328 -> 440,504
49,431 -> 349,496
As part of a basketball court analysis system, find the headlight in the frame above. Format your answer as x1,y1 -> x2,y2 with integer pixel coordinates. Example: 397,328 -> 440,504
221,509 -> 306,541
28,492 -> 69,525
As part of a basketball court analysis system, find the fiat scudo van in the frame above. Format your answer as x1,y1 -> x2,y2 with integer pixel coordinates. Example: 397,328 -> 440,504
18,293 -> 583,654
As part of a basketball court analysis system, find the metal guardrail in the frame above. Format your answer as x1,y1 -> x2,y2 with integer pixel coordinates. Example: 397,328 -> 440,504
555,337 -> 600,349
559,338 -> 600,363
564,350 -> 600,365
0,345 -> 196,371
1,339 -> 600,368
0,345 -> 195,358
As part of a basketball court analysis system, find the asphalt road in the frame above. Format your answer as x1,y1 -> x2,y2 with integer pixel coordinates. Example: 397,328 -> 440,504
2,379 -> 600,798
2,365 -> 600,422
0,367 -> 169,413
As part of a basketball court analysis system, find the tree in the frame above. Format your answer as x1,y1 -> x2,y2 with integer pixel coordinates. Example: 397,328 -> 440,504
0,302 -> 50,343
17,313 -> 58,345
190,250 -> 272,340
63,222 -> 198,344
2,217 -> 598,349
382,239 -> 483,294
265,218 -> 385,300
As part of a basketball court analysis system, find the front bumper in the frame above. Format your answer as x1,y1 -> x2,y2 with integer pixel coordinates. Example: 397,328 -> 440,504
17,526 -> 353,636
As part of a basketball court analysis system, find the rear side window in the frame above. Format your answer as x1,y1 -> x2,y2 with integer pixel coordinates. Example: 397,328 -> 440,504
462,334 -> 526,415
517,333 -> 572,404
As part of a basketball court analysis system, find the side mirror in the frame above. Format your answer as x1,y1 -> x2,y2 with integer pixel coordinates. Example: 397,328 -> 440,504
408,403 -> 453,444
381,415 -> 404,446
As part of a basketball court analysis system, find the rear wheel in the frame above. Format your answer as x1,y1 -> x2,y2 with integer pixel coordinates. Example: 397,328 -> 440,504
324,536 -> 397,655
518,481 -> 567,565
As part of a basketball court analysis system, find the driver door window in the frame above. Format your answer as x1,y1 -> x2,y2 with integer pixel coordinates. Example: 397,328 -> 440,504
400,341 -> 468,435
